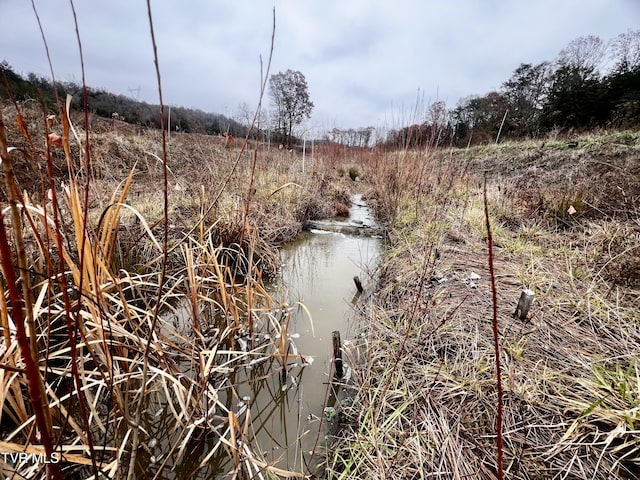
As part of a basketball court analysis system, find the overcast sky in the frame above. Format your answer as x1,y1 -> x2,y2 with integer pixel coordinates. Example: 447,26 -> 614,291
1,1 -> 638,133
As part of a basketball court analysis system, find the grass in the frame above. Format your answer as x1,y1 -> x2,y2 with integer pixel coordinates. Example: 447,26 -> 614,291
2,90 -> 640,479
2,12 -> 640,478
0,75 -> 353,477
2,86 -> 640,478
326,134 -> 640,479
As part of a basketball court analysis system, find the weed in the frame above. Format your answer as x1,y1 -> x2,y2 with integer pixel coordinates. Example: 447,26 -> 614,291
328,130 -> 640,479
348,165 -> 361,181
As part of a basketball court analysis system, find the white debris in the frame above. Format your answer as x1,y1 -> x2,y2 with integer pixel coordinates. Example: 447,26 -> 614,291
468,272 -> 481,280
343,365 -> 352,383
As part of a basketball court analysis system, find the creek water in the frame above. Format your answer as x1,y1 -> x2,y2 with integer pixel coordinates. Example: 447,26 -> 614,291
263,197 -> 381,470
142,195 -> 380,478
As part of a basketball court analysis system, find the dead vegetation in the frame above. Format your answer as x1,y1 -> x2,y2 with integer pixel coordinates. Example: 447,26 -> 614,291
0,98 -> 358,478
2,91 -> 640,480
327,132 -> 640,479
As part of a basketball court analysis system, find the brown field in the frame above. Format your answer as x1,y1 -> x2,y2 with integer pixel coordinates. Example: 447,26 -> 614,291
1,100 -> 640,478
328,131 -> 640,479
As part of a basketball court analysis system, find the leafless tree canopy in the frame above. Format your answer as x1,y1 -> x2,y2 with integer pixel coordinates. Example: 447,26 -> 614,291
268,69 -> 314,146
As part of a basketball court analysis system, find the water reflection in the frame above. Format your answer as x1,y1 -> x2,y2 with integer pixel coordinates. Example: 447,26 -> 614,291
145,201 -> 380,478
266,225 -> 380,471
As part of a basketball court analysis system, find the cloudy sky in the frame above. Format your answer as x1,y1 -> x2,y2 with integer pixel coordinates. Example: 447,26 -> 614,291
1,1 -> 638,133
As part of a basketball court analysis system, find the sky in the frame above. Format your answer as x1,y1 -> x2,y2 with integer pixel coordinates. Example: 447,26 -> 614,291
1,0 -> 638,135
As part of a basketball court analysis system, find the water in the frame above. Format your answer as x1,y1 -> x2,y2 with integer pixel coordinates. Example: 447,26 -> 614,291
258,197 -> 381,471
142,197 -> 380,478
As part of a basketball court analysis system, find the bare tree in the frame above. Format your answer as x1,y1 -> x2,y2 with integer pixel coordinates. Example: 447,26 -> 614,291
557,35 -> 606,75
235,102 -> 254,128
610,29 -> 640,72
269,70 -> 314,146
426,101 -> 449,144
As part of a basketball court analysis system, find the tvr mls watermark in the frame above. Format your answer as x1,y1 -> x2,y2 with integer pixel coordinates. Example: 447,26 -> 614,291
1,452 -> 61,465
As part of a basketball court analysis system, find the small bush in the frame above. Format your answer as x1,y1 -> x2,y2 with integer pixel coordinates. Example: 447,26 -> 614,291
348,166 -> 361,181
334,201 -> 350,217
295,195 -> 333,222
548,189 -> 586,224
331,183 -> 352,206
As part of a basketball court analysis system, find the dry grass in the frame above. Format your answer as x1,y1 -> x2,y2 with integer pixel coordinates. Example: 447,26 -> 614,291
2,90 -> 640,479
327,137 -> 640,479
0,97 -> 339,478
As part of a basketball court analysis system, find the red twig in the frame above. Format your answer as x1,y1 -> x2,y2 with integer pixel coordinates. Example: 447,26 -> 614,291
66,2 -> 101,476
30,2 -> 101,475
127,3 -> 170,478
0,217 -> 62,480
483,173 -> 504,479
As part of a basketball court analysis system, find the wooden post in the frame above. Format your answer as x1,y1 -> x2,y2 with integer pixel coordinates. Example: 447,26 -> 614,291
353,275 -> 364,294
513,289 -> 535,321
332,330 -> 343,379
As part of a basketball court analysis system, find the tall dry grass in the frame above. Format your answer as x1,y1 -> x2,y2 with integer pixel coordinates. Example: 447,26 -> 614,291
0,89 -> 329,478
0,8 -> 348,479
326,135 -> 640,479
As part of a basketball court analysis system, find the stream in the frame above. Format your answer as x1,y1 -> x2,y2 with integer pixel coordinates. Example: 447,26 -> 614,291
147,195 -> 381,478
263,194 -> 381,470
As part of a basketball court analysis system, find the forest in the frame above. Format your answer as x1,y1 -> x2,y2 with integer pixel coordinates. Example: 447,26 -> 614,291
382,33 -> 640,148
0,59 -> 249,138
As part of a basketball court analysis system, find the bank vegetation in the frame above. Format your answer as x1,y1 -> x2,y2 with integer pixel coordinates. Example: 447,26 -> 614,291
327,131 -> 640,479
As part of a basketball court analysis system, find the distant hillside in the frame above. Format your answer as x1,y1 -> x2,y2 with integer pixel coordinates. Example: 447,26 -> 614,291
0,60 -> 255,138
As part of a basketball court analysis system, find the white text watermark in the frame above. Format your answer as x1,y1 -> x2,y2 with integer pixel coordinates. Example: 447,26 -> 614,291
1,452 -> 61,464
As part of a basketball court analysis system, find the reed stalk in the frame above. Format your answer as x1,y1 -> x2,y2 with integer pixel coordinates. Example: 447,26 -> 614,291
483,173 -> 504,480
0,113 -> 60,479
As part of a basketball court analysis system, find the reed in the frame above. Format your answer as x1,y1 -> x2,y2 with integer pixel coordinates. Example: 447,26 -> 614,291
0,8 -> 330,478
0,97 -> 327,478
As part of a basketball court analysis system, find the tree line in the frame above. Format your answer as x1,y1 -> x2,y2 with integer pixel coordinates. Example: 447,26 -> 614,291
383,30 -> 640,149
2,30 -> 638,150
0,60 -> 249,138
0,61 -> 314,146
